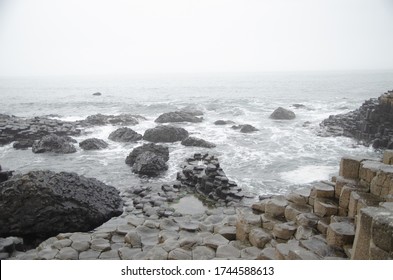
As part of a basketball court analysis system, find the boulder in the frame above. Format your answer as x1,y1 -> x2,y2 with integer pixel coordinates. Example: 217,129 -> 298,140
143,125 -> 189,143
79,138 -> 108,150
108,127 -> 142,142
181,137 -> 216,148
232,124 -> 259,133
80,114 -> 141,126
92,92 -> 102,96
0,164 -> 13,183
270,107 -> 296,120
125,143 -> 169,176
13,140 -> 35,150
214,120 -> 234,125
0,170 -> 123,238
32,134 -> 77,154
155,111 -> 203,123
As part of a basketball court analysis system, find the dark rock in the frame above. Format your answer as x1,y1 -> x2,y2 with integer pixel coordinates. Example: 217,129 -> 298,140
292,104 -> 307,109
320,90 -> 393,149
132,151 -> 168,176
92,92 -> 102,96
181,137 -> 216,148
126,143 -> 169,176
79,138 -> 108,150
0,167 -> 13,183
32,134 -> 76,154
108,127 -> 142,142
13,140 -> 35,150
125,143 -> 169,165
180,109 -> 204,116
0,170 -> 123,238
270,107 -> 296,120
231,124 -> 259,133
214,120 -> 234,125
155,111 -> 203,123
79,114 -> 142,126
143,125 -> 189,143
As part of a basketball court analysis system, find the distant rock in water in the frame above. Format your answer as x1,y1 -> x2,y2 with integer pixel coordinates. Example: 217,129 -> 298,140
92,92 -> 102,96
0,164 -> 13,183
0,170 -> 123,238
13,140 -> 35,150
181,137 -> 216,148
232,124 -> 259,133
155,111 -> 203,123
320,90 -> 393,149
270,107 -> 296,120
125,143 -> 169,176
79,138 -> 108,150
79,113 -> 143,127
108,127 -> 142,142
214,120 -> 235,125
291,104 -> 306,109
32,134 -> 77,154
143,125 -> 189,143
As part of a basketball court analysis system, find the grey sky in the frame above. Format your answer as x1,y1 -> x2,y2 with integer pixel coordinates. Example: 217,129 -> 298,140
0,0 -> 392,76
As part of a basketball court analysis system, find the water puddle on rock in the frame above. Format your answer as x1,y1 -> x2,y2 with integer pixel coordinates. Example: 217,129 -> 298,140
172,195 -> 209,215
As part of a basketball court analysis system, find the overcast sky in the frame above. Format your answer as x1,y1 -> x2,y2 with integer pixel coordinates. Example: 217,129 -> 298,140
0,0 -> 392,76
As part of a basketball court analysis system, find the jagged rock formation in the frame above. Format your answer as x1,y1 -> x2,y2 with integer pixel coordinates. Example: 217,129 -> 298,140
320,90 -> 393,148
79,138 -> 108,150
32,134 -> 77,154
108,127 -> 142,142
0,170 -> 123,238
125,143 -> 169,176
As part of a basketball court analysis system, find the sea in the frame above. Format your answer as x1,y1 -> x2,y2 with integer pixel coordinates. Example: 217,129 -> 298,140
0,70 -> 392,199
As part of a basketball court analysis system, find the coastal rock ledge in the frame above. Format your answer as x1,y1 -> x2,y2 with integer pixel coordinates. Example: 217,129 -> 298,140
0,170 -> 123,239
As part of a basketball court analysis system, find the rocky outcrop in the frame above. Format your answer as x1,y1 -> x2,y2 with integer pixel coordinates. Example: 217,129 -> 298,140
232,124 -> 259,133
0,115 -> 81,147
181,137 -> 216,148
79,114 -> 143,127
155,111 -> 203,123
125,143 -> 169,176
177,153 -> 244,204
0,164 -> 13,183
214,120 -> 235,125
270,107 -> 296,120
0,170 -> 123,238
320,90 -> 393,149
108,127 -> 142,142
143,125 -> 189,143
32,134 -> 77,154
79,138 -> 108,150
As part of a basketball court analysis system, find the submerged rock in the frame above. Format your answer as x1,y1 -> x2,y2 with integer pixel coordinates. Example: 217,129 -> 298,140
79,138 -> 108,150
0,170 -> 123,238
270,107 -> 296,120
231,124 -> 259,133
181,137 -> 216,148
143,125 -> 189,143
155,111 -> 203,123
79,114 -> 142,126
32,134 -> 76,154
108,127 -> 142,142
214,120 -> 235,125
126,143 -> 169,176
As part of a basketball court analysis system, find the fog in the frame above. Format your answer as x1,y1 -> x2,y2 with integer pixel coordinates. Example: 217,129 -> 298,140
0,0 -> 392,76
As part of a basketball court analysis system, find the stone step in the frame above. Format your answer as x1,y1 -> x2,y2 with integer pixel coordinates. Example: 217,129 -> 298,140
348,192 -> 384,218
310,182 -> 335,199
326,222 -> 355,248
339,156 -> 363,180
284,203 -> 313,222
334,176 -> 358,199
314,198 -> 338,217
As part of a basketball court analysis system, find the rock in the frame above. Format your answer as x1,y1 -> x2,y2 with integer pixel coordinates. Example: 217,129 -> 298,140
155,111 -> 203,123
314,198 -> 338,217
216,244 -> 241,259
144,246 -> 168,260
0,170 -> 123,238
131,151 -> 168,176
118,247 -> 142,260
0,167 -> 13,183
80,113 -> 141,126
273,222 -> 297,240
327,222 -> 355,247
124,230 -> 142,248
214,120 -> 234,125
258,247 -> 276,260
143,125 -> 189,143
79,138 -> 108,150
168,248 -> 192,260
249,228 -> 272,248
92,92 -> 102,96
56,247 -> 79,260
125,143 -> 169,166
204,234 -> 229,249
192,245 -> 215,260
181,137 -> 216,148
32,134 -> 76,153
91,238 -> 111,252
108,127 -> 142,142
270,107 -> 296,120
79,250 -> 101,260
231,124 -> 259,133
265,197 -> 288,218
13,140 -> 35,149
240,247 -> 263,260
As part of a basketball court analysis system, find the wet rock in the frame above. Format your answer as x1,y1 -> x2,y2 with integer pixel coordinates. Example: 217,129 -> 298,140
13,140 -> 35,149
143,125 -> 189,143
131,151 -> 168,176
32,134 -> 76,153
92,92 -> 102,96
79,138 -> 108,150
126,143 -> 169,165
181,137 -> 216,148
0,170 -> 123,238
108,127 -> 142,142
155,111 -> 203,123
270,107 -> 296,120
231,124 -> 259,133
80,113 -> 141,126
214,120 -> 234,125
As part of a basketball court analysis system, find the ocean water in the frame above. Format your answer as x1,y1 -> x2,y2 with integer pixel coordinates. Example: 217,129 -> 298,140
0,71 -> 392,198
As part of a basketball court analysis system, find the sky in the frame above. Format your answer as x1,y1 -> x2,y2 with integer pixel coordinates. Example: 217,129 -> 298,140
0,0 -> 392,76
